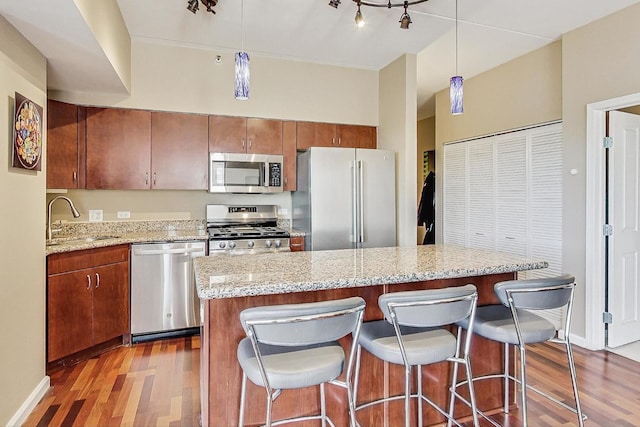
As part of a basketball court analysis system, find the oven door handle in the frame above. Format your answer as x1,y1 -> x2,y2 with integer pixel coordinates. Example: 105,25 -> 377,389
133,247 -> 203,256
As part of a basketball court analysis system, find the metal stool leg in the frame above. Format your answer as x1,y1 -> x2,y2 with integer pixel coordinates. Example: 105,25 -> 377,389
239,373 -> 247,427
518,344 -> 528,427
320,382 -> 327,427
503,343 -> 510,414
417,365 -> 423,427
565,340 -> 585,427
404,366 -> 411,427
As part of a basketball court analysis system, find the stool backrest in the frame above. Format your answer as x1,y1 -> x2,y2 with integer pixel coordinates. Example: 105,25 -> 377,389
240,297 -> 365,346
494,275 -> 575,310
379,284 -> 477,327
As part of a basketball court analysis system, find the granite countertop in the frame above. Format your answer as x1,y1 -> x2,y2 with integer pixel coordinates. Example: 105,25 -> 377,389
45,219 -> 208,255
195,244 -> 548,300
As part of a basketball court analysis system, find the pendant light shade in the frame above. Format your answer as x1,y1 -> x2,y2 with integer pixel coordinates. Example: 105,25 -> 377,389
450,75 -> 463,115
235,51 -> 250,100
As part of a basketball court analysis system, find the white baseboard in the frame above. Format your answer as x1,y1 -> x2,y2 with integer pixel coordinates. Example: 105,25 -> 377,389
569,333 -> 591,350
6,376 -> 50,427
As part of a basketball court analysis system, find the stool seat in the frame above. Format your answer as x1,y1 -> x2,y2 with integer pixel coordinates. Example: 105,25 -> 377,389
457,305 -> 556,345
359,322 -> 456,366
237,339 -> 345,389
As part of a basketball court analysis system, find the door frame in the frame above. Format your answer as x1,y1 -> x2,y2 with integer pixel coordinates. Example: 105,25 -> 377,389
585,91 -> 640,350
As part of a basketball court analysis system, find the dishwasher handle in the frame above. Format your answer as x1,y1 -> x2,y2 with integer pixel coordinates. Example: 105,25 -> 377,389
132,247 -> 204,256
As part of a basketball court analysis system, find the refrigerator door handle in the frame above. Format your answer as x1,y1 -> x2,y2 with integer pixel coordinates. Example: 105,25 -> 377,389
358,160 -> 364,245
351,160 -> 358,245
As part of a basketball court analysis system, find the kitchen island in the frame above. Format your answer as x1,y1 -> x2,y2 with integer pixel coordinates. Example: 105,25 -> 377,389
195,245 -> 547,426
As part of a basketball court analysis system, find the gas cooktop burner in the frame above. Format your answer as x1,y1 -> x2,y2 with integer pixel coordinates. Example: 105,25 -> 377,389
207,225 -> 289,239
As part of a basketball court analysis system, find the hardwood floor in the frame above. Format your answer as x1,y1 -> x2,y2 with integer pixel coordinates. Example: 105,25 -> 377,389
23,336 -> 640,426
24,336 -> 200,427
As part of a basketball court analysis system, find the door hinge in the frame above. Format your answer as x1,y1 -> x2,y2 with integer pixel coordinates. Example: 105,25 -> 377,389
603,311 -> 613,324
603,224 -> 613,236
603,136 -> 614,148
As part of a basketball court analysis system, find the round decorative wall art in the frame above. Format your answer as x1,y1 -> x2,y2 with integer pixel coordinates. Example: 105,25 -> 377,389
12,92 -> 43,171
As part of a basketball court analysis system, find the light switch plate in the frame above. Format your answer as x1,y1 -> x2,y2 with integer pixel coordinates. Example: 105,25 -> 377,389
89,209 -> 103,222
117,211 -> 131,219
277,208 -> 288,216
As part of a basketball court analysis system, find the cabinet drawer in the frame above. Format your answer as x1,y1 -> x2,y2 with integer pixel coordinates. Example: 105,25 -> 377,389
48,244 -> 129,275
290,236 -> 305,252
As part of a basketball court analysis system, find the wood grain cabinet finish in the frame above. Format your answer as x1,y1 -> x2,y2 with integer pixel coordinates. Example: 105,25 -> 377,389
47,245 -> 130,363
86,107 -> 152,189
282,121 -> 297,191
47,100 -> 81,189
209,115 -> 283,155
151,111 -> 209,190
297,121 -> 376,150
289,236 -> 304,252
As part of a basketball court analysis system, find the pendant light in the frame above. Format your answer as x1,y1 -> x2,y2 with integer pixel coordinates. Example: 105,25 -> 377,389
235,0 -> 249,100
450,0 -> 463,115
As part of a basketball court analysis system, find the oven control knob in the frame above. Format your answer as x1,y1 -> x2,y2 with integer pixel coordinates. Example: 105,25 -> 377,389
228,241 -> 236,249
218,241 -> 226,249
247,241 -> 255,248
265,240 -> 272,248
275,240 -> 282,248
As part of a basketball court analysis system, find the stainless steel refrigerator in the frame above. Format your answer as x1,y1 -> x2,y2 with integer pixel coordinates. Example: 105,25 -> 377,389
293,147 -> 396,251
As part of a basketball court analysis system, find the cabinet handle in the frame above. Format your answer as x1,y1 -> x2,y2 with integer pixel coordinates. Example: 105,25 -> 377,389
86,274 -> 91,290
242,138 -> 245,149
95,273 -> 100,288
249,138 -> 252,149
153,172 -> 157,186
73,171 -> 77,182
332,137 -> 335,145
338,137 -> 342,145
145,172 -> 149,185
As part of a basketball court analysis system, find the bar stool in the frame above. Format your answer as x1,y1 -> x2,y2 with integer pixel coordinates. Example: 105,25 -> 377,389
237,296 -> 365,427
354,285 -> 479,427
455,275 -> 586,427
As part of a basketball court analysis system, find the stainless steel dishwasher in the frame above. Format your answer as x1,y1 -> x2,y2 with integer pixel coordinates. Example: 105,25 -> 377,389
130,241 -> 206,342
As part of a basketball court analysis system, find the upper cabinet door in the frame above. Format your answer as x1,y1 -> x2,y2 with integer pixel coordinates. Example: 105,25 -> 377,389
47,100 -> 79,189
296,122 -> 337,149
86,108 -> 152,189
282,121 -> 296,191
151,111 -> 208,190
209,115 -> 247,153
337,124 -> 376,149
247,118 -> 283,155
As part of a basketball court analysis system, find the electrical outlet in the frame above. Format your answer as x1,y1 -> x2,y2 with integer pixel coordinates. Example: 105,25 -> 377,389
277,208 -> 288,216
117,211 -> 131,219
89,209 -> 103,222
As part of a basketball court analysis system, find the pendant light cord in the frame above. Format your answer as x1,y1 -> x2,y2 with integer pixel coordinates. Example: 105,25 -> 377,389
455,0 -> 458,75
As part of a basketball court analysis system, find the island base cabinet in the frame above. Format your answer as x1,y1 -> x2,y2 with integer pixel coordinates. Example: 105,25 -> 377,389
200,273 -> 515,427
47,245 -> 130,370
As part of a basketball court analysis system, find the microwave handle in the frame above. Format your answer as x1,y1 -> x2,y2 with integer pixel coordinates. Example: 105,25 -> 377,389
264,162 -> 269,187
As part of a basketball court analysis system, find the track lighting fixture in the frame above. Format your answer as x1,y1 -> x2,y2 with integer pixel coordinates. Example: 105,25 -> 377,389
332,0 -> 429,29
186,0 -> 217,15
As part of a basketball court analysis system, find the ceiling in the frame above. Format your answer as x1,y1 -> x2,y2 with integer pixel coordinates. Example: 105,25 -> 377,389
1,0 -> 639,119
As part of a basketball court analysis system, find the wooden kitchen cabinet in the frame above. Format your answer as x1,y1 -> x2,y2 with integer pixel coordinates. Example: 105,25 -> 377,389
337,124 -> 376,149
47,245 -> 130,366
290,235 -> 305,252
47,100 -> 83,189
283,121 -> 297,191
86,107 -> 151,189
296,121 -> 376,150
209,115 -> 283,155
151,111 -> 209,189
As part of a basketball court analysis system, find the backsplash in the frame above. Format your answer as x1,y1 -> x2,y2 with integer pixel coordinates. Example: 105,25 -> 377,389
54,219 -> 206,237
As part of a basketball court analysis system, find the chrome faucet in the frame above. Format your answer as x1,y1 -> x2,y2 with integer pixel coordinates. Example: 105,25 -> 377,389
47,196 -> 81,240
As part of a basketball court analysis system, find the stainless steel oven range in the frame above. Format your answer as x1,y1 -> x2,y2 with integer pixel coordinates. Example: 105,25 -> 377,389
206,204 -> 290,255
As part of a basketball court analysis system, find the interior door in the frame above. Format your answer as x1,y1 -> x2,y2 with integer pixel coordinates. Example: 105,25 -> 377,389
608,111 -> 640,347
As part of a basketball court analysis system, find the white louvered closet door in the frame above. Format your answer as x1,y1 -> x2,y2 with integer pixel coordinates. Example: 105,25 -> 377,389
443,143 -> 467,246
468,139 -> 496,250
495,133 -> 527,256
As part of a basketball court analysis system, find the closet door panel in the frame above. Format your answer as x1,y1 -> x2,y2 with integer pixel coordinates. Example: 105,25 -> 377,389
443,143 -> 467,246
467,139 -> 495,250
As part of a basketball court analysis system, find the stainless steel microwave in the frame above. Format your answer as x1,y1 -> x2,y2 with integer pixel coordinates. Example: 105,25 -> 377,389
209,152 -> 284,193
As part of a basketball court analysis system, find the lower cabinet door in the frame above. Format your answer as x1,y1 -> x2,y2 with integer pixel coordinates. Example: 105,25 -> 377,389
47,269 -> 94,362
93,262 -> 130,345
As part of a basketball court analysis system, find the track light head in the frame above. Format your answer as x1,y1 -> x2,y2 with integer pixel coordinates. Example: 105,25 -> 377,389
328,0 -> 341,8
203,0 -> 217,14
355,3 -> 365,27
399,12 -> 411,29
187,0 -> 199,14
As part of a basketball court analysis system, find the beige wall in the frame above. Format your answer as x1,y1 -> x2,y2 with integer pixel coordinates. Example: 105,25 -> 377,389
562,2 -> 640,339
49,39 -> 380,222
417,116 -> 435,244
0,16 -> 47,426
379,54 -> 417,247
